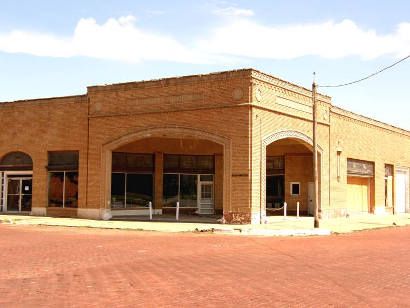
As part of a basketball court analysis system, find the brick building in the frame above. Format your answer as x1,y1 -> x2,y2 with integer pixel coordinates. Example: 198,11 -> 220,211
0,69 -> 409,224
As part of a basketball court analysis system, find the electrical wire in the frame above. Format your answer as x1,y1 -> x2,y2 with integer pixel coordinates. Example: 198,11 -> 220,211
318,53 -> 410,88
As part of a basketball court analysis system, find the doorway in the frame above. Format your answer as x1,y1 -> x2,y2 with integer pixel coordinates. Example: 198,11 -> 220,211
198,175 -> 214,214
6,176 -> 32,212
395,168 -> 409,214
308,182 -> 314,215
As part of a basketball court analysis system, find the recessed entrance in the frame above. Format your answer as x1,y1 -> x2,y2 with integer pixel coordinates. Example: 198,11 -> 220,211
107,134 -> 224,219
0,152 -> 33,213
262,131 -> 322,220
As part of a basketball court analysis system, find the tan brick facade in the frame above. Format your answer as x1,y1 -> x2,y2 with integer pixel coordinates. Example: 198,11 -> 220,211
1,69 -> 409,223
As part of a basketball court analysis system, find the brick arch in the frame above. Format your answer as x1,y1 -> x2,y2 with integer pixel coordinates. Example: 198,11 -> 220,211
259,130 -> 322,224
100,125 -> 232,218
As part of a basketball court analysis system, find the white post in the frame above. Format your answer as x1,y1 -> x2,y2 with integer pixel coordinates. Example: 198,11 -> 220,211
176,201 -> 180,221
297,202 -> 300,218
149,201 -> 152,220
284,202 -> 287,218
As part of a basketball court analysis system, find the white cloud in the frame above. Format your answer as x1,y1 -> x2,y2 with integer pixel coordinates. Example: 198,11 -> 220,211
213,6 -> 254,16
0,15 -> 409,63
0,15 -> 211,63
198,19 -> 410,60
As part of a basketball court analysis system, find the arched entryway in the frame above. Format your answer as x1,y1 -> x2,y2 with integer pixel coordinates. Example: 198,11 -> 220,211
261,130 -> 322,222
0,151 -> 33,213
100,126 -> 232,220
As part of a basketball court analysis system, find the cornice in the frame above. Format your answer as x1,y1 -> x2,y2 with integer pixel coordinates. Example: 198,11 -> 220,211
87,69 -> 254,93
0,95 -> 87,108
250,69 -> 331,104
331,106 -> 410,137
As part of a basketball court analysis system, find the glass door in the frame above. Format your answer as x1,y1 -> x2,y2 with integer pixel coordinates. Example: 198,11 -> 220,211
6,177 -> 32,212
7,178 -> 20,211
21,178 -> 32,211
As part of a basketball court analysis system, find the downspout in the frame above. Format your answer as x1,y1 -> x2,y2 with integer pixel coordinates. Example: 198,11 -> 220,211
259,114 -> 262,224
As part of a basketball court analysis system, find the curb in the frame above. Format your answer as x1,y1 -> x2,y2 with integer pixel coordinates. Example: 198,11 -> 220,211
195,226 -> 331,236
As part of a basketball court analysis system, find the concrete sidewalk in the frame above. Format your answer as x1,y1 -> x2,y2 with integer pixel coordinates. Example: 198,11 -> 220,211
1,213 -> 410,236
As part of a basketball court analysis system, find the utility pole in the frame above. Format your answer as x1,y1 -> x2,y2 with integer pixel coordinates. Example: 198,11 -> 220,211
312,73 -> 320,228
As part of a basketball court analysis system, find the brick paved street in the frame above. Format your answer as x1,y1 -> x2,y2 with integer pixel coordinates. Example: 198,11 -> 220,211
0,225 -> 409,307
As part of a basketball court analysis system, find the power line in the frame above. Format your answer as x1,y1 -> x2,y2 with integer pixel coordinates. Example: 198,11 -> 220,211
318,53 -> 410,88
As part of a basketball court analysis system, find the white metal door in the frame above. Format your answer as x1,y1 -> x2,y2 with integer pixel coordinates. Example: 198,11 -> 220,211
198,182 -> 214,214
396,172 -> 407,213
308,182 -> 314,215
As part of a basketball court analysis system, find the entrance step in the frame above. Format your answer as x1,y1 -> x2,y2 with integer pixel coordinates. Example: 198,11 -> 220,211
198,208 -> 214,215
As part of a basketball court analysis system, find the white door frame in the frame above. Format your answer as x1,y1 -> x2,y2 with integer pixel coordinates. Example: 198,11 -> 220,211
395,166 -> 409,214
197,175 -> 214,213
2,171 -> 33,213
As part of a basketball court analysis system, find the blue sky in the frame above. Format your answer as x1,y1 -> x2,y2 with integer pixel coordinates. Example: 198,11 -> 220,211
1,0 -> 409,130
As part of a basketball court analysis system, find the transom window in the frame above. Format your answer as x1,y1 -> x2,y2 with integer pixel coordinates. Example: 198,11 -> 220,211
164,154 -> 214,174
0,152 -> 33,171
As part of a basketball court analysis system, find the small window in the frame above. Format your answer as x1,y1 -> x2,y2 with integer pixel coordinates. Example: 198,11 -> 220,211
290,182 -> 300,196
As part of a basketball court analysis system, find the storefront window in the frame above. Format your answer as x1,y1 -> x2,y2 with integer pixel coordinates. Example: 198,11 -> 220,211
111,173 -> 153,208
111,173 -> 125,208
48,171 -> 78,208
126,174 -> 153,207
163,174 -> 179,207
180,174 -> 197,207
47,151 -> 79,208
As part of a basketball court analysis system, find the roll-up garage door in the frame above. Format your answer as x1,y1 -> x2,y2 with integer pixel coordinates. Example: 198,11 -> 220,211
395,169 -> 409,214
346,159 -> 374,213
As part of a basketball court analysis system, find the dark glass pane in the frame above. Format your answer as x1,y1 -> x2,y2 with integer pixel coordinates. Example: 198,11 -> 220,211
163,174 -> 179,207
266,175 -> 284,208
111,173 -> 125,208
197,156 -> 214,171
164,154 -> 179,171
112,153 -> 128,170
180,156 -> 196,170
112,153 -> 153,172
200,174 -> 213,182
21,179 -> 32,195
21,195 -> 32,211
200,183 -> 212,199
7,179 -> 20,195
267,156 -> 285,175
48,172 -> 64,207
7,194 -> 19,211
127,154 -> 153,170
48,151 -> 79,170
291,183 -> 300,195
64,172 -> 78,208
126,174 -> 153,207
180,174 -> 197,207
0,152 -> 33,170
